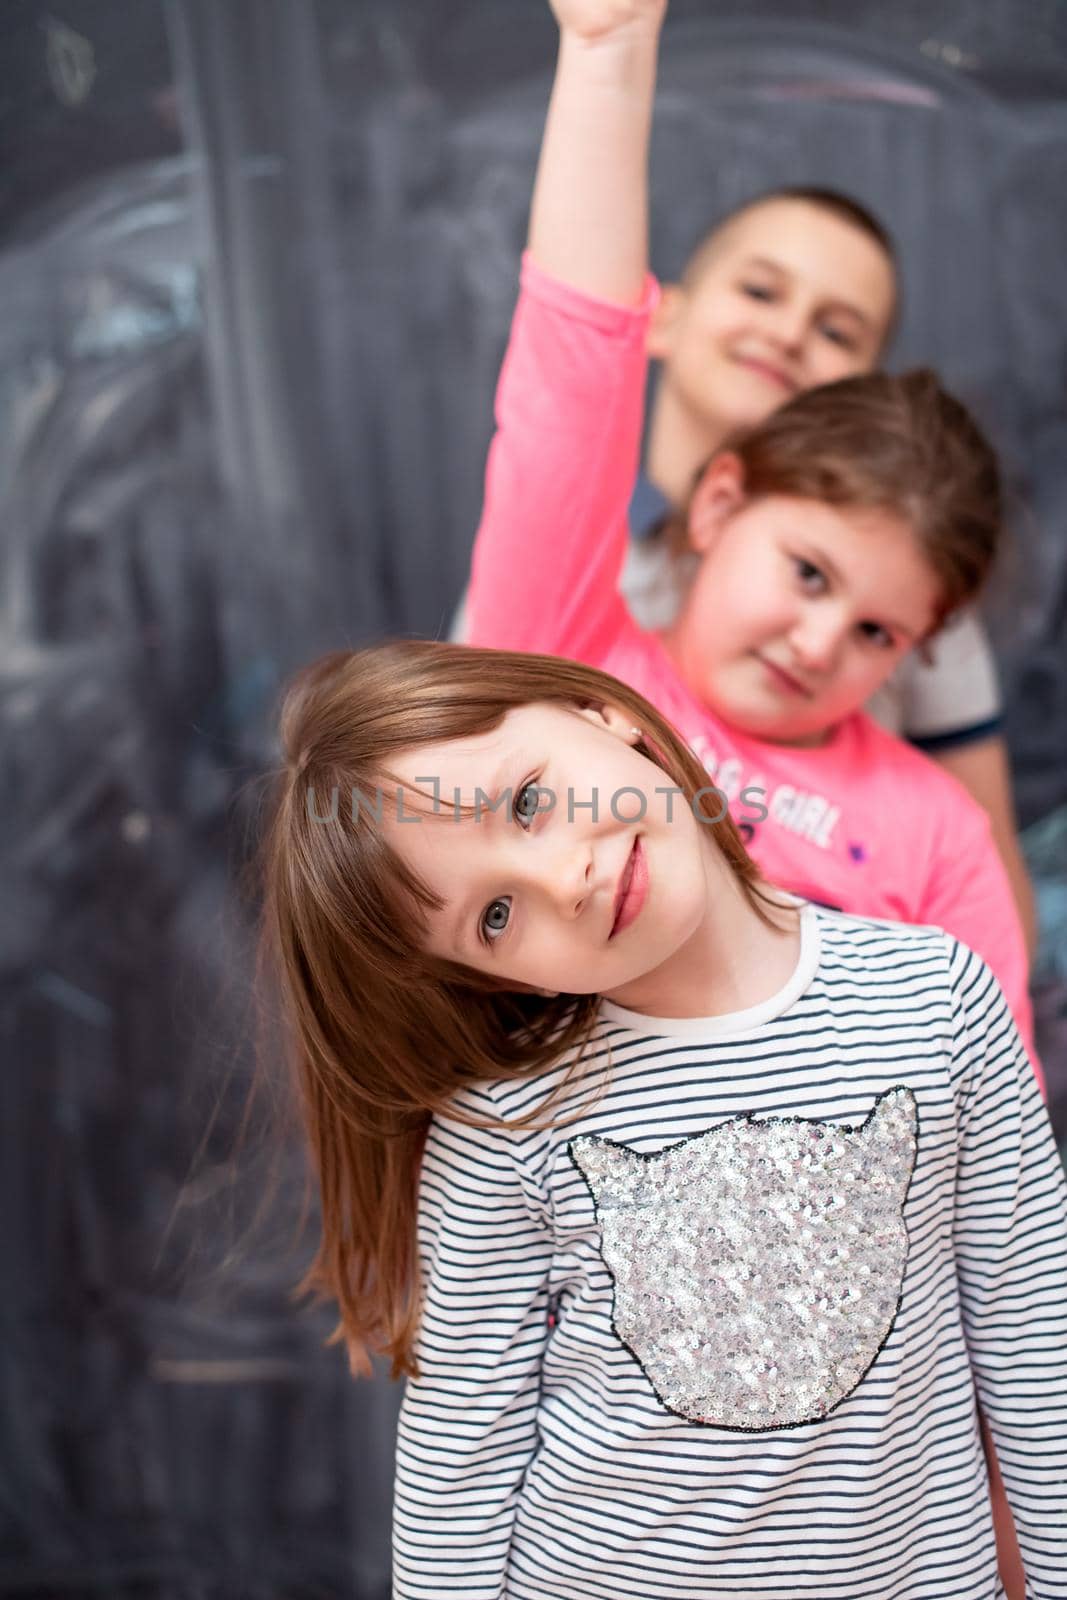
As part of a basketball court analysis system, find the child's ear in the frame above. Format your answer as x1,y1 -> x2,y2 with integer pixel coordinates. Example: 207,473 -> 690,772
688,452 -> 746,554
646,283 -> 686,361
575,703 -> 643,745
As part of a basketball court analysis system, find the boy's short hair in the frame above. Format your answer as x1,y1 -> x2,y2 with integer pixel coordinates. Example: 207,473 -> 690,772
678,186 -> 899,355
682,185 -> 897,286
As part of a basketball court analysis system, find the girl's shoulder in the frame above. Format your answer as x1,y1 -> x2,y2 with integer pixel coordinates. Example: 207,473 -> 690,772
836,713 -> 993,830
809,903 -> 1012,1057
812,897 -> 993,977
844,711 -> 969,788
811,898 -> 954,950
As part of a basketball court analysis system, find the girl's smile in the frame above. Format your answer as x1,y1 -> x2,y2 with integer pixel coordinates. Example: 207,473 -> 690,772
610,836 -> 648,937
384,702 -> 711,1002
754,653 -> 813,699
664,457 -> 943,747
382,700 -> 793,1017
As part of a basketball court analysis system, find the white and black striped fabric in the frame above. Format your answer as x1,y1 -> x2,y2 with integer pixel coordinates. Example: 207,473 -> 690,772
393,905 -> 1067,1598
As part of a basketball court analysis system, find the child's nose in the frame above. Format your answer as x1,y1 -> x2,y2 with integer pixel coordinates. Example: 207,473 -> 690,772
767,302 -> 810,354
544,836 -> 595,918
790,611 -> 846,673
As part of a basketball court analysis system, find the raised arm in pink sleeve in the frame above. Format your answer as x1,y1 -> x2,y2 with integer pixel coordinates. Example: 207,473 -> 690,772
467,257 -> 658,664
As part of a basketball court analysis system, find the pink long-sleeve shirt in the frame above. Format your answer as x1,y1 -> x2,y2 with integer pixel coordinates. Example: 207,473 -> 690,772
467,258 -> 1039,1080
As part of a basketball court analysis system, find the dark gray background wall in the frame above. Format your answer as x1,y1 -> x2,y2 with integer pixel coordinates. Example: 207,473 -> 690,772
2,2 -> 1065,1594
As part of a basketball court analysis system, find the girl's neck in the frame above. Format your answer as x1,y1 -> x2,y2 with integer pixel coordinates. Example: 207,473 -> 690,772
644,379 -> 729,508
603,849 -> 800,1020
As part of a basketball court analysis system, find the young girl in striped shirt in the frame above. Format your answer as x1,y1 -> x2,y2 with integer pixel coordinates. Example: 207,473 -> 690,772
262,3 -> 1065,1592
263,636 -> 1067,1597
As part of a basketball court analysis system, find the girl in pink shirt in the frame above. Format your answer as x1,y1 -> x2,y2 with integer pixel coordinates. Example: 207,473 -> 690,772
466,1 -> 1039,1088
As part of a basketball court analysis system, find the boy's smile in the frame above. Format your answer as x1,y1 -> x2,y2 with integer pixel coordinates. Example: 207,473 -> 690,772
649,197 -> 896,447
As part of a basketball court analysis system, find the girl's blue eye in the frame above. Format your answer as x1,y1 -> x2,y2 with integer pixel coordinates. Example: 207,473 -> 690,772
514,783 -> 540,827
794,557 -> 826,592
741,282 -> 774,303
481,898 -> 511,943
479,779 -> 540,945
858,621 -> 894,650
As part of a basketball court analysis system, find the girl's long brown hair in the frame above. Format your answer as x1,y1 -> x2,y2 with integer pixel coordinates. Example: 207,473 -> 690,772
262,641 -> 769,1377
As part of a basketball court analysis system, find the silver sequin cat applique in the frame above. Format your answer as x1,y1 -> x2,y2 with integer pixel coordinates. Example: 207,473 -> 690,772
570,1087 -> 918,1431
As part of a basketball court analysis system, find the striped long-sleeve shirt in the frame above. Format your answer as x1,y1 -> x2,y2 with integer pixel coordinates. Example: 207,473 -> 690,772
393,905 -> 1067,1598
